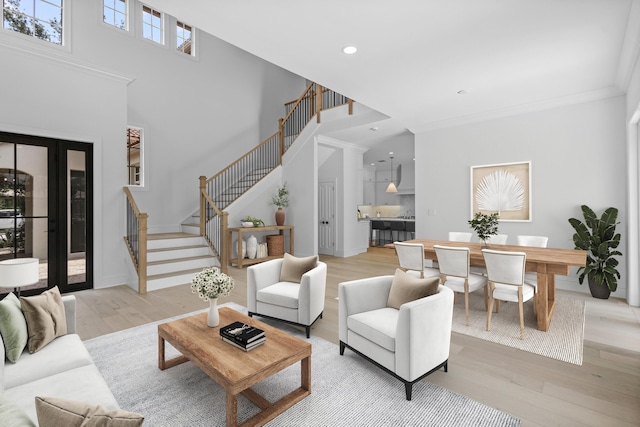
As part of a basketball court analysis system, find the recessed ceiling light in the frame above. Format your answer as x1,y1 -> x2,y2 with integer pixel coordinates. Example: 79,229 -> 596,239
342,46 -> 358,55
389,151 -> 394,155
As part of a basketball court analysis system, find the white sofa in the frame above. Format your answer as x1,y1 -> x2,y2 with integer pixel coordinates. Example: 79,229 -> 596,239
0,295 -> 119,425
339,275 -> 454,400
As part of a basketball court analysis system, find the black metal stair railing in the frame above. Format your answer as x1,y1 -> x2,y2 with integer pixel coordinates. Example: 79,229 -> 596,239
200,82 -> 352,272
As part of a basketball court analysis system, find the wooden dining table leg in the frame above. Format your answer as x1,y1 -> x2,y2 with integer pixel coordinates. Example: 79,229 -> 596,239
535,265 -> 555,332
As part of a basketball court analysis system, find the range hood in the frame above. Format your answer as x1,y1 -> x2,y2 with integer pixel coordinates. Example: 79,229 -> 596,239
396,162 -> 415,194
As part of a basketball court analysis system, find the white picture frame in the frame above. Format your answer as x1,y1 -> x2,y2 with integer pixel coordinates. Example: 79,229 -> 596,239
470,161 -> 531,222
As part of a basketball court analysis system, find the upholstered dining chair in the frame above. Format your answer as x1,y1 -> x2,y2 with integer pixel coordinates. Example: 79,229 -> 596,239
394,241 -> 440,280
516,235 -> 549,290
434,245 -> 488,325
431,231 -> 474,269
338,270 -> 454,400
448,231 -> 472,242
482,249 -> 536,340
486,234 -> 508,245
470,234 -> 509,275
247,253 -> 327,338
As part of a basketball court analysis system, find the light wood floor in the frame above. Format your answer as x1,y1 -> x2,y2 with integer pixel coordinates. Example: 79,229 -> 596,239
71,248 -> 640,427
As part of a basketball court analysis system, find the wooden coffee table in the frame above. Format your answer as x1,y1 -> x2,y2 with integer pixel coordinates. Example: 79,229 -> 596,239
158,307 -> 311,427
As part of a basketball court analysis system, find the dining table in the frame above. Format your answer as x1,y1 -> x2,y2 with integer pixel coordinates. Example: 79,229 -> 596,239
395,239 -> 587,331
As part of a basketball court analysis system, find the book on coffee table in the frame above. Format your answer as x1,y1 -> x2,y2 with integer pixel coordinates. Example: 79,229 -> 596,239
220,321 -> 265,345
222,336 -> 266,352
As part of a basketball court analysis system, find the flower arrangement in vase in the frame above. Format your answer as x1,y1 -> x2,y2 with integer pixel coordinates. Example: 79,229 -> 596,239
191,266 -> 235,327
271,183 -> 289,226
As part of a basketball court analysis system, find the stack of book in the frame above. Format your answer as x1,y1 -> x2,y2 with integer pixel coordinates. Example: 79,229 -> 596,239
219,321 -> 266,351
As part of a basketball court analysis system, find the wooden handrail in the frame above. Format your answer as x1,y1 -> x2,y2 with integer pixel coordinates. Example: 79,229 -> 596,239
205,131 -> 279,186
123,186 -> 147,294
281,82 -> 315,124
123,187 -> 142,216
198,81 -> 352,272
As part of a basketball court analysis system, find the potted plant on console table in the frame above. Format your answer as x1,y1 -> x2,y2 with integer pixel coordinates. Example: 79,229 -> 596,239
271,183 -> 289,226
568,205 -> 622,299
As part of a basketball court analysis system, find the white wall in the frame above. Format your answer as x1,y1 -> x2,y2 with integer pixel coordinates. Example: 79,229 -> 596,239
0,0 -> 306,288
415,95 -> 627,298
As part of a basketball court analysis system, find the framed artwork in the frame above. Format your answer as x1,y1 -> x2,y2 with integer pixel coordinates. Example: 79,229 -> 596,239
470,161 -> 531,222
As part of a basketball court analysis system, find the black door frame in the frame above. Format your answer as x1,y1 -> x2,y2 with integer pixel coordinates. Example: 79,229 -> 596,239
0,131 -> 93,295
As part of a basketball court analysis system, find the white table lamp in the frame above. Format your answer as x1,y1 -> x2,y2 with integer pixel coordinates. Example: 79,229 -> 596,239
0,258 -> 40,296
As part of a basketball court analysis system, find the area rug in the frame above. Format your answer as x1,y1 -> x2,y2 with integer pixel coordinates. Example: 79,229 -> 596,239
451,292 -> 585,365
84,303 -> 520,427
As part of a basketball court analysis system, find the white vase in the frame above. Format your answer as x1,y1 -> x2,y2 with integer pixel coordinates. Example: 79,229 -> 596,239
247,235 -> 257,259
207,298 -> 219,327
233,239 -> 247,259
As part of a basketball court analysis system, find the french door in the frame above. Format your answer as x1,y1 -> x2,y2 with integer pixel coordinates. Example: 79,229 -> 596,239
0,132 -> 93,295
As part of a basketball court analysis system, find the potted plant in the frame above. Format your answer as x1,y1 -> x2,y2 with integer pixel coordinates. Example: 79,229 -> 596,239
271,183 -> 289,226
468,212 -> 499,247
568,205 -> 622,299
241,215 -> 264,227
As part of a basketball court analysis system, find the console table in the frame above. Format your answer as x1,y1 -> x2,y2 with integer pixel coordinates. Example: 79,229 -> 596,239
227,225 -> 294,268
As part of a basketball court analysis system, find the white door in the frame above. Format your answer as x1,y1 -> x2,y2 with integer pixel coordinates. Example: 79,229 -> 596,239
318,181 -> 335,256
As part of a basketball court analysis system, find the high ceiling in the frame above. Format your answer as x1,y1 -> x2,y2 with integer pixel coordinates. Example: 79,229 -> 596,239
146,0 -> 639,166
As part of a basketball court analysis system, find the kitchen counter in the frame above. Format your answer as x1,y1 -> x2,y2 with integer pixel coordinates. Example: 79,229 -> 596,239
359,217 -> 415,222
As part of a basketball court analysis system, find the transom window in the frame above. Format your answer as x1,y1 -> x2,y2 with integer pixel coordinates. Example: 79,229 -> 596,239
2,0 -> 63,45
142,4 -> 162,44
176,20 -> 192,55
103,0 -> 126,30
127,127 -> 143,186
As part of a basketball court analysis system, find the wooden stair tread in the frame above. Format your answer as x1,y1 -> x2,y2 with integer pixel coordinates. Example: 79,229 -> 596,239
148,255 -> 215,266
147,267 -> 205,281
148,244 -> 207,253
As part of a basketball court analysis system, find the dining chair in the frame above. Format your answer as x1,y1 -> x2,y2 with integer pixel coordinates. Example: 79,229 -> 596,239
481,249 -> 536,340
516,235 -> 549,290
471,234 -> 509,275
432,231 -> 474,269
448,232 -> 472,242
434,245 -> 488,325
485,234 -> 508,244
394,242 -> 441,280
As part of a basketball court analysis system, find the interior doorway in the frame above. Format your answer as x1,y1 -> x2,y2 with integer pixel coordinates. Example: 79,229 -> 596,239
0,132 -> 93,295
318,180 -> 336,256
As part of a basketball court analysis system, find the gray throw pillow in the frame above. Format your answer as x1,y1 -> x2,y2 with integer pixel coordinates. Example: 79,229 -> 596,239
0,292 -> 29,363
387,268 -> 439,309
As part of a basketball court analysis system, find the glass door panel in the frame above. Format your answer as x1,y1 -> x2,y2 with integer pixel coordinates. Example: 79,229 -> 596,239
67,150 -> 86,286
0,132 -> 92,296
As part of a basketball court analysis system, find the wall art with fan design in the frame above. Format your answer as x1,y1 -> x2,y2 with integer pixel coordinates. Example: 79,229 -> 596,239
470,161 -> 531,222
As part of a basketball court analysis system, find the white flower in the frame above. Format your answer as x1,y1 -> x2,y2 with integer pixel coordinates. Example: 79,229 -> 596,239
190,267 -> 234,302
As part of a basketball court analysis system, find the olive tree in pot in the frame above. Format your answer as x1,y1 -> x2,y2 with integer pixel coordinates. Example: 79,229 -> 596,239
568,205 -> 622,299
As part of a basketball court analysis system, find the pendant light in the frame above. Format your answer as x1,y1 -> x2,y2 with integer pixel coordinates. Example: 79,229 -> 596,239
386,155 -> 397,193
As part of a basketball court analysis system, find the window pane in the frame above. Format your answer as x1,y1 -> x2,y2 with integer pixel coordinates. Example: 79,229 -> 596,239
12,0 -> 34,17
35,0 -> 61,23
115,0 -> 125,14
3,0 -> 63,45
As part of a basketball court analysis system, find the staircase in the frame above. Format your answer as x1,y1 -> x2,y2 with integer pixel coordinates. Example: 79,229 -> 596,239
124,82 -> 355,294
145,232 -> 216,292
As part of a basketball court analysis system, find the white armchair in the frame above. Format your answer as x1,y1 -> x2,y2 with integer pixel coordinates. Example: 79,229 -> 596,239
338,274 -> 454,400
247,255 -> 327,338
